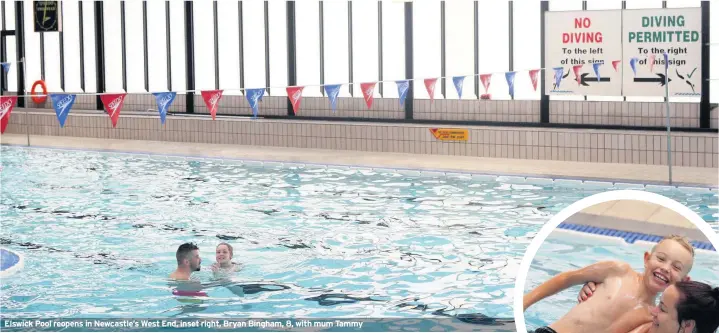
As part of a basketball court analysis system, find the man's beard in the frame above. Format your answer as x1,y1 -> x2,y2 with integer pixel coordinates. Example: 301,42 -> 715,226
194,265 -> 201,272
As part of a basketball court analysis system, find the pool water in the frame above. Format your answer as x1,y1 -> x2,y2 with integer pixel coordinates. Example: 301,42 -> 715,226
0,146 -> 717,327
523,232 -> 719,331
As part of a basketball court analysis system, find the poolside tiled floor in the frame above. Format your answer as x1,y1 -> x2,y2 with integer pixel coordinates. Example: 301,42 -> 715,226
1,133 -> 717,187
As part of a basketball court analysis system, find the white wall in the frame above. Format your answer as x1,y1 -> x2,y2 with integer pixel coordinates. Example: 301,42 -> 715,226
3,0 -> 717,103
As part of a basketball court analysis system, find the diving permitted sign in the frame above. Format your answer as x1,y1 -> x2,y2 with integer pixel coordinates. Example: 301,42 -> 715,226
545,10 -> 623,96
622,8 -> 702,97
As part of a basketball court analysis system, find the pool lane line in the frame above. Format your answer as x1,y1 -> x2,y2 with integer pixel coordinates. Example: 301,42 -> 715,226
557,222 -> 716,252
2,143 -> 717,191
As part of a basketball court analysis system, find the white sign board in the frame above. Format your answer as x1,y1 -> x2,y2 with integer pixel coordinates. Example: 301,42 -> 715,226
545,10 -> 623,96
622,8 -> 702,97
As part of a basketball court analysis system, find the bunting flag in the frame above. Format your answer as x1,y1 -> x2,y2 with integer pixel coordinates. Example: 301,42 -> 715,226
152,92 -> 176,125
572,65 -> 583,85
630,57 -> 639,76
0,96 -> 18,134
100,93 -> 127,128
396,80 -> 409,107
612,60 -> 621,72
592,63 -> 602,82
1,62 -> 10,74
286,86 -> 304,115
324,84 -> 341,113
480,74 -> 492,93
424,78 -> 437,103
452,76 -> 465,99
649,54 -> 656,73
201,90 -> 224,120
50,93 -> 77,128
360,82 -> 377,109
245,88 -> 265,118
505,71 -> 516,99
553,67 -> 564,88
528,70 -> 539,91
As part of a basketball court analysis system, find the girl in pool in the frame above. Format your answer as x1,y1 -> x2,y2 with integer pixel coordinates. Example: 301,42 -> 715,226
211,242 -> 242,277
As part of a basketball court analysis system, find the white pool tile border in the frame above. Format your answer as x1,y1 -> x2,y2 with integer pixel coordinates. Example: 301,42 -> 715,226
4,144 -> 718,192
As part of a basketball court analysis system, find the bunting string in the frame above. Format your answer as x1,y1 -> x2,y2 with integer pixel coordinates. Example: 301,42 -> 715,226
4,65 -> 554,98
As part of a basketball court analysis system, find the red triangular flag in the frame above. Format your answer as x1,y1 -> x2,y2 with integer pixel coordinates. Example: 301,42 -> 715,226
360,82 -> 377,109
612,60 -> 621,72
649,54 -> 656,73
424,78 -> 437,103
100,93 -> 127,128
480,74 -> 492,93
286,86 -> 304,115
201,90 -> 224,120
573,65 -> 583,85
528,70 -> 540,91
0,96 -> 18,134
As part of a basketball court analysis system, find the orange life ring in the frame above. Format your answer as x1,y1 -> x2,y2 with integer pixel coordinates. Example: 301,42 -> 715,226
31,80 -> 48,104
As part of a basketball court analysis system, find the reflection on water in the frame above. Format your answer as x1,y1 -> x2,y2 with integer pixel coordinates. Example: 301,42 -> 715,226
1,146 -> 717,325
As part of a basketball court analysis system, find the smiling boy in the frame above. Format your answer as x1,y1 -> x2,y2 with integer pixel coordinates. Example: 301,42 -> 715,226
523,235 -> 695,333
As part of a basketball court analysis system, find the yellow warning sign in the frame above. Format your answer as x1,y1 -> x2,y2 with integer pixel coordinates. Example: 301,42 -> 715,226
429,128 -> 469,141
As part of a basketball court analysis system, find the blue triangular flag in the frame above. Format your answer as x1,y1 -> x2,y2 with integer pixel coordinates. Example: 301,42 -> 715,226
553,67 -> 564,88
505,71 -> 516,99
50,94 -> 77,128
245,88 -> 265,118
592,63 -> 602,82
1,63 -> 9,74
630,57 -> 638,76
452,76 -> 465,99
152,92 -> 176,125
396,81 -> 409,107
662,52 -> 669,72
324,84 -> 341,113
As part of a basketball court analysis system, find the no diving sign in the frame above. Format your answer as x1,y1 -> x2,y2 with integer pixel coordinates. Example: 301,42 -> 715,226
544,7 -> 702,97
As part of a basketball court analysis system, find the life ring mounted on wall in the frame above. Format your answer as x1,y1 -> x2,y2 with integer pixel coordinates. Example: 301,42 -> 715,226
30,80 -> 48,104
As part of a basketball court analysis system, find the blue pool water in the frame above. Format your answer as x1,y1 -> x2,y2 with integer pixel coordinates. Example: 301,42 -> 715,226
523,232 -> 719,331
0,146 -> 717,329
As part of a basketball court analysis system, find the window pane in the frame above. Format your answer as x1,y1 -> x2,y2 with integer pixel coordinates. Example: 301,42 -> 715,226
193,1 -> 215,91
61,1 -> 82,93
217,1 -> 241,95
82,1 -> 96,92
446,0 -> 474,99
169,0 -> 186,93
382,1 -> 404,98
146,0 -> 168,92
268,1 -> 287,96
352,1 -> 378,93
413,0 -> 441,99
295,0 -> 320,97
242,1 -> 266,90
125,1 -> 145,93
323,1 -> 350,97
478,1 -> 510,99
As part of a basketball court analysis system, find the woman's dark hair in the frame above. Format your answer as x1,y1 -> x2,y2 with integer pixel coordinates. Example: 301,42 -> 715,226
675,281 -> 719,333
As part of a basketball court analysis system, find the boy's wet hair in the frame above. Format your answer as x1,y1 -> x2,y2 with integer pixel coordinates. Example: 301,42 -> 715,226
176,242 -> 199,265
217,242 -> 233,258
651,235 -> 695,257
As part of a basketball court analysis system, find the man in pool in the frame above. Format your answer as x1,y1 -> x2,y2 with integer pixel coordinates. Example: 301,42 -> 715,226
170,242 -> 202,280
523,235 -> 695,333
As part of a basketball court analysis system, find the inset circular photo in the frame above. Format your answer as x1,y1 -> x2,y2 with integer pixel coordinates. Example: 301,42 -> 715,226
514,190 -> 719,333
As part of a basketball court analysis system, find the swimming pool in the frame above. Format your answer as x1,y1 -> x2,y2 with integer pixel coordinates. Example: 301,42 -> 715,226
0,146 -> 717,330
522,232 -> 719,331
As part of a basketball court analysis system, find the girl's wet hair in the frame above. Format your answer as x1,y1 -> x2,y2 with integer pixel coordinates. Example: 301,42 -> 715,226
216,242 -> 233,258
675,281 -> 719,333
